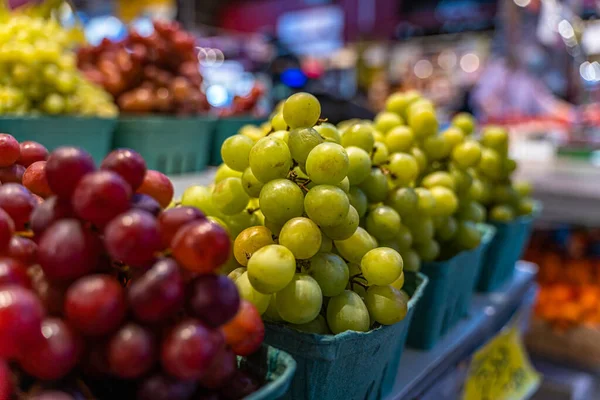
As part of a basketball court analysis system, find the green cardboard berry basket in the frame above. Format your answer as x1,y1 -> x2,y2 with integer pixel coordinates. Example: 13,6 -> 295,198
243,345 -> 297,400
407,225 -> 495,350
0,116 -> 115,164
263,272 -> 428,400
211,116 -> 265,166
112,115 -> 216,175
477,203 -> 541,292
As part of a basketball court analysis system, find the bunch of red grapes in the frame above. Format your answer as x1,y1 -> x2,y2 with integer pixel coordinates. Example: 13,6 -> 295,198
77,20 -> 209,116
217,84 -> 266,118
0,134 -> 265,400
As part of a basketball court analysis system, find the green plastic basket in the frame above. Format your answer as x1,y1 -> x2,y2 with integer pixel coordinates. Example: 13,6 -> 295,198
263,272 -> 428,400
477,204 -> 541,292
407,226 -> 495,350
243,345 -> 297,400
211,116 -> 265,165
112,116 -> 216,175
0,116 -> 115,164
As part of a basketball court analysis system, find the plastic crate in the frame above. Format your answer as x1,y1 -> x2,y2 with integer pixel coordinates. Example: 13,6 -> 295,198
0,116 -> 115,164
407,226 -> 495,350
244,345 -> 297,400
112,116 -> 216,175
263,272 -> 428,400
211,117 -> 265,165
477,204 -> 541,292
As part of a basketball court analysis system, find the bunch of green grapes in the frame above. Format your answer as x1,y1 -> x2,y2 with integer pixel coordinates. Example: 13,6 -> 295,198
0,15 -> 117,117
180,93 -> 409,335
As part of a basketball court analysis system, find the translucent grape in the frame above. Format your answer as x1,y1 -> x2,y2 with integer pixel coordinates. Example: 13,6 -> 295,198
271,112 -> 287,131
435,216 -> 458,242
452,112 -> 476,135
188,275 -> 240,328
385,126 -> 414,153
279,217 -> 322,260
105,210 -> 162,268
107,323 -> 155,379
212,177 -> 250,216
327,290 -> 370,334
514,181 -> 533,197
415,239 -> 440,262
358,168 -> 388,203
422,134 -> 451,161
403,215 -> 435,244
361,247 -> 403,286
259,179 -> 304,224
365,285 -> 408,325
421,171 -> 455,191
235,272 -> 271,314
264,218 -> 284,236
401,249 -> 421,272
305,142 -> 349,185
481,126 -> 509,153
157,207 -> 206,248
348,186 -> 368,218
180,185 -> 222,217
314,122 -> 341,144
233,226 -> 274,266
374,111 -> 403,134
365,206 -> 401,241
100,148 -> 147,191
241,167 -> 264,198
290,315 -> 330,334
411,146 -> 428,173
346,146 -> 371,185
171,219 -> 230,274
391,271 -> 405,290
479,148 -> 503,180
385,90 -> 421,119
430,186 -> 458,216
249,137 -> 292,183
45,147 -> 95,200
452,140 -> 482,169
489,205 -> 515,222
136,170 -> 174,209
276,274 -> 322,324
407,105 -> 438,140
457,201 -> 486,223
321,205 -> 359,241
337,176 -> 350,193
319,234 -> 333,252
386,187 -> 418,217
264,295 -> 283,322
341,123 -> 375,152
247,244 -> 296,294
308,252 -> 349,297
334,227 -> 377,264
282,92 -> 321,129
415,187 -> 437,215
214,164 -> 243,183
396,224 -> 413,250
288,127 -> 324,164
518,198 -> 535,216
387,153 -> 418,186
221,134 -> 254,172
371,142 -> 389,166
271,130 -> 290,143
304,185 -> 349,227
441,126 -> 465,148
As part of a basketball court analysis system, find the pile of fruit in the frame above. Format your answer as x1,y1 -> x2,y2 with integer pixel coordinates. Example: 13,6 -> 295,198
0,133 -> 265,399
78,20 -> 209,116
0,15 -> 118,117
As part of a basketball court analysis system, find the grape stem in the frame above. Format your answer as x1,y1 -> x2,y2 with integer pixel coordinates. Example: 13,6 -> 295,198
379,166 -> 397,180
316,118 -> 328,126
246,207 -> 260,215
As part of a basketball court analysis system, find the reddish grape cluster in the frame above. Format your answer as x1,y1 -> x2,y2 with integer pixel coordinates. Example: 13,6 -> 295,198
0,133 -> 265,400
77,20 -> 209,116
217,85 -> 266,118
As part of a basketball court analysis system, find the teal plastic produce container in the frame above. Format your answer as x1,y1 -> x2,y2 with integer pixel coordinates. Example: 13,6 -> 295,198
0,116 -> 115,164
477,204 -> 541,292
263,272 -> 428,400
211,116 -> 265,165
112,115 -> 216,175
244,345 -> 297,400
407,226 -> 495,350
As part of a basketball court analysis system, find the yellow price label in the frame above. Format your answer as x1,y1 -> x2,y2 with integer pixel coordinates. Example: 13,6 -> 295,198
463,326 -> 541,400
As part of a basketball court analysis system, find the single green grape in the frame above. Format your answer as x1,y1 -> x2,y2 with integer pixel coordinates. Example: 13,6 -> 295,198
514,181 -> 533,197
479,148 -> 503,180
271,112 -> 287,131
490,204 -> 516,222
358,168 -> 389,203
434,216 -> 458,242
270,130 -> 290,143
454,220 -> 482,250
215,164 -> 243,183
450,166 -> 473,196
422,134 -> 451,161
341,123 -> 375,152
212,177 -> 250,215
386,187 -> 418,217
181,185 -> 222,217
441,126 -> 465,148
374,111 -> 403,134
346,146 -> 372,185
403,215 -> 435,244
415,239 -> 440,262
408,105 -> 438,140
228,267 -> 247,282
42,93 -> 65,114
241,167 -> 264,198
314,122 -> 341,144
308,252 -> 350,297
337,177 -> 350,193
387,153 -> 418,186
414,187 -> 437,215
457,201 -> 487,223
276,274 -> 323,324
385,125 -> 414,153
334,227 -> 377,264
348,186 -> 368,218
411,147 -> 428,173
365,206 -> 401,241
321,205 -> 359,241
290,315 -> 330,334
481,125 -> 509,153
249,137 -> 293,183
221,134 -> 254,172
452,112 -> 476,135
264,295 -> 283,322
282,92 -> 321,129
235,272 -> 271,314
421,171 -> 455,191
365,285 -> 408,325
327,290 -> 370,334
397,224 -> 413,251
452,140 -> 482,170
385,90 -> 421,120
259,179 -> 304,224
373,130 -> 386,143
240,124 -> 267,142
401,249 -> 421,272
279,217 -> 322,260
264,218 -> 284,236
430,186 -> 458,217
361,247 -> 403,286
222,210 -> 260,239
233,226 -> 275,266
492,185 -> 520,207
305,142 -> 349,185
518,198 -> 535,216
288,127 -> 324,164
371,142 -> 389,166
247,244 -> 296,294
304,185 -> 349,227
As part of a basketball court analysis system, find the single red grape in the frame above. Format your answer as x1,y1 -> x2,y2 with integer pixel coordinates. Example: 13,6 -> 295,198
199,346 -> 236,389
108,323 -> 155,378
0,164 -> 25,184
30,268 -> 67,316
18,141 -> 48,167
157,206 -> 205,248
136,170 -> 174,208
45,147 -> 96,199
0,359 -> 11,400
30,196 -> 75,236
221,300 -> 264,357
22,161 -> 52,198
188,275 -> 239,328
19,317 -> 80,380
128,258 -> 184,323
131,193 -> 162,216
101,148 -> 147,191
0,257 -> 30,288
65,275 -> 126,336
72,171 -> 132,227
161,319 -> 224,380
171,220 -> 230,274
137,374 -> 197,400
0,286 -> 44,358
0,183 -> 37,231
38,219 -> 101,281
220,370 -> 261,400
104,210 -> 162,267
0,134 -> 20,167
0,209 -> 14,253
5,236 -> 37,266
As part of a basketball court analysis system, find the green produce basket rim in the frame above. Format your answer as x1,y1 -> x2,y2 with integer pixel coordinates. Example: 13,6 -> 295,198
265,272 -> 429,345
0,115 -> 117,122
117,115 -> 218,122
216,115 -> 266,122
245,346 -> 298,400
490,200 -> 543,227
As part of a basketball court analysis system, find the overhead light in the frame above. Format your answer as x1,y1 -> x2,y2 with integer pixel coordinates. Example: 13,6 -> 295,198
514,0 -> 531,7
414,59 -> 433,79
460,53 -> 480,73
